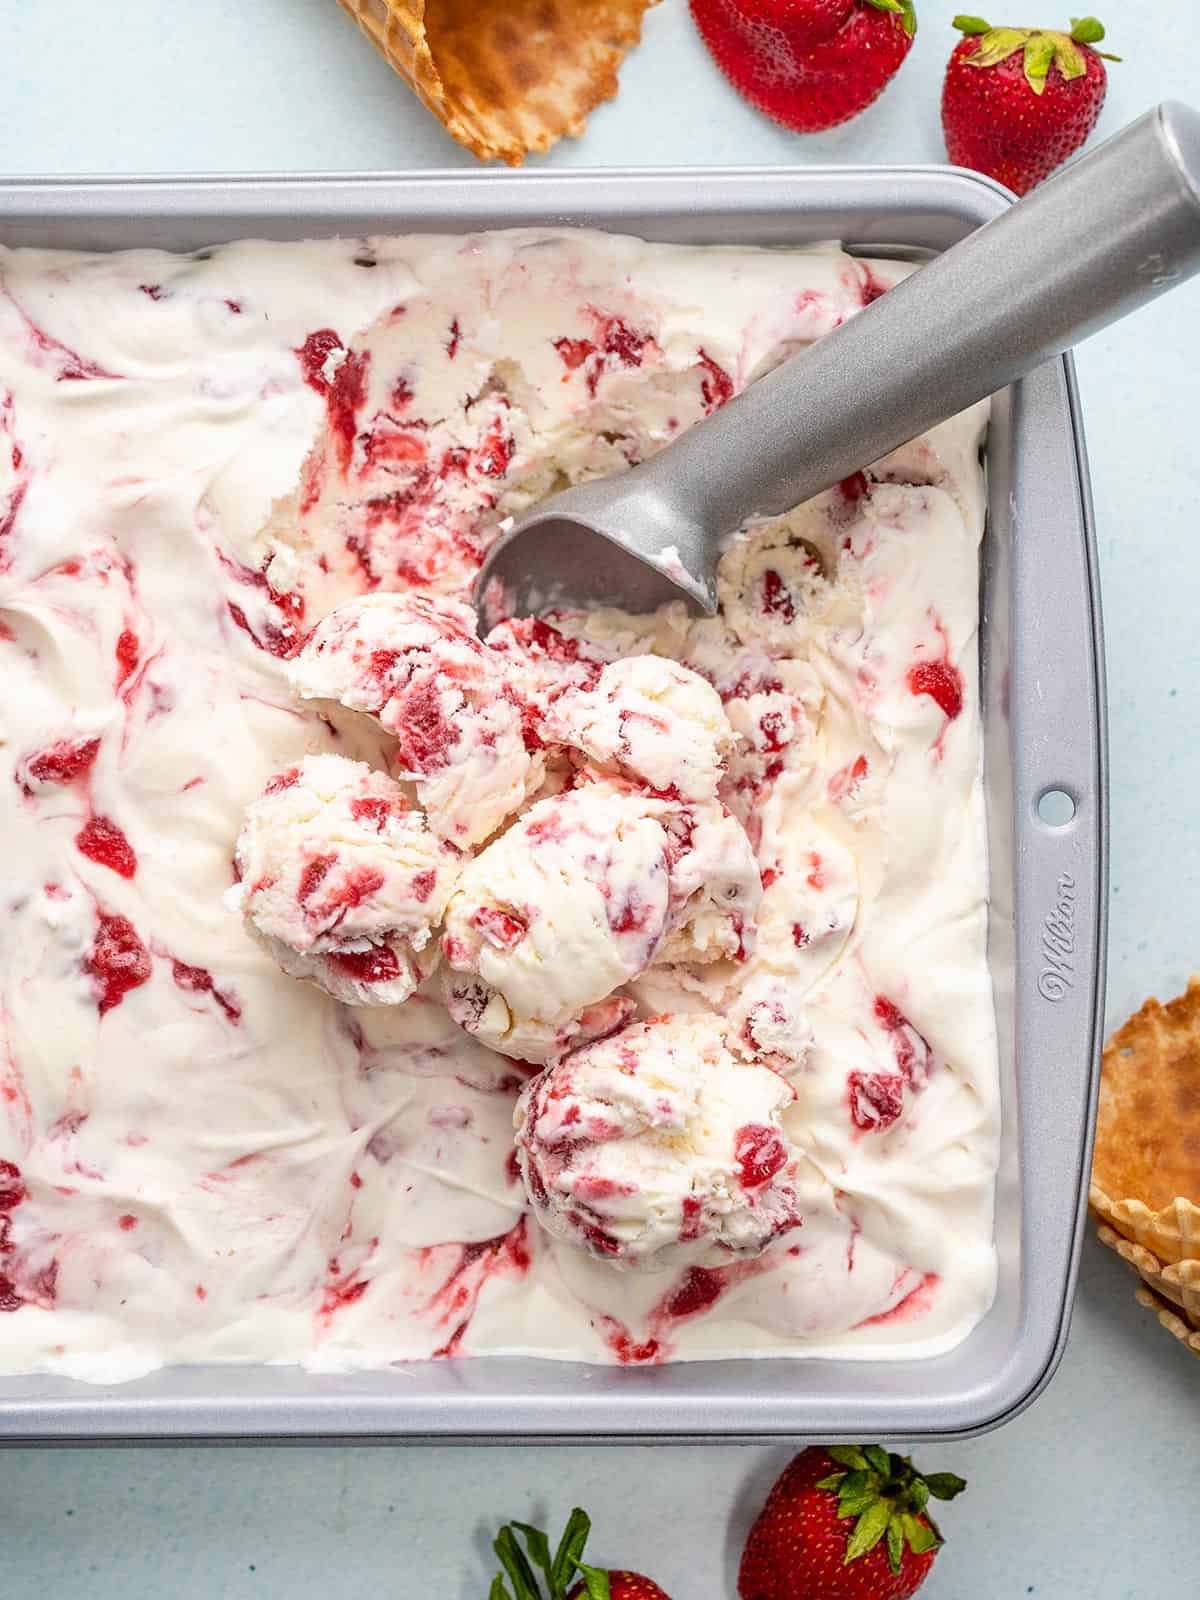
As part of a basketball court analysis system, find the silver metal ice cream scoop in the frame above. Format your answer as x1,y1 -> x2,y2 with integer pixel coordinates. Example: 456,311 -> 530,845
475,101 -> 1200,632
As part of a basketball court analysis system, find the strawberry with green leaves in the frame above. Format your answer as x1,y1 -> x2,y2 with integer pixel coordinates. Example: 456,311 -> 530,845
941,15 -> 1119,194
491,1508 -> 671,1600
689,0 -> 918,134
738,1444 -> 967,1600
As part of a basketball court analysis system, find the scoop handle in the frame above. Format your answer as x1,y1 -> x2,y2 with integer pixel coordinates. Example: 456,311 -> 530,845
646,101 -> 1200,533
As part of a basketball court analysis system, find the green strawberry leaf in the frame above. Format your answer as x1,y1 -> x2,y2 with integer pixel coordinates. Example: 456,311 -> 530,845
863,1445 -> 891,1476
886,1518 -> 905,1576
512,1523 -> 554,1586
551,1509 -> 593,1593
1022,31 -> 1057,93
909,1478 -> 930,1514
953,14 -> 993,33
1052,33 -> 1088,80
494,1528 -> 543,1600
492,1576 -> 515,1600
845,1501 -> 892,1563
573,1564 -> 612,1600
836,1471 -> 872,1502
971,27 -> 1031,68
924,1472 -> 968,1502
826,1446 -> 870,1472
815,1473 -> 847,1492
902,1514 -> 940,1555
1070,15 -> 1106,43
837,1494 -> 880,1521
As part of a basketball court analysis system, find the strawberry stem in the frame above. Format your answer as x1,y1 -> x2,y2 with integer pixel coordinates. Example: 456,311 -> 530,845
815,1445 -> 967,1577
513,1521 -> 555,1585
954,17 -> 1117,90
495,1526 -> 542,1600
491,1508 -> 602,1600
551,1509 -> 593,1592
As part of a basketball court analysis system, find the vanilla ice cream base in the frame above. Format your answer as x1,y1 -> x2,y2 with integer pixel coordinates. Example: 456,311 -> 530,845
0,228 -> 998,1380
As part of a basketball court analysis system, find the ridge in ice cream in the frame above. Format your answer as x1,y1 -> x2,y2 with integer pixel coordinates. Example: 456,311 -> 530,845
0,227 -> 998,1379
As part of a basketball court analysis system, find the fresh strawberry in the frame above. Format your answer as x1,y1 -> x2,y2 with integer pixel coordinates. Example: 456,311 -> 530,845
689,0 -> 917,134
491,1508 -> 672,1600
569,1578 -> 671,1600
941,15 -> 1119,194
738,1444 -> 966,1600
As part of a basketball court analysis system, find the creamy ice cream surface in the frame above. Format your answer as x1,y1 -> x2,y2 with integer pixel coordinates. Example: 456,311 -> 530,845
0,228 -> 998,1378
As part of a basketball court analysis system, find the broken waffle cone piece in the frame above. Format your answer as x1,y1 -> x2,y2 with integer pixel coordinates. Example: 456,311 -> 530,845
1134,1283 -> 1200,1359
335,0 -> 659,165
1095,1224 -> 1200,1333
1090,978 -> 1200,1350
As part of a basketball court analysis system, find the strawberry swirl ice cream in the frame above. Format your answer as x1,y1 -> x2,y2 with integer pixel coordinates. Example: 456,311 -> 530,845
541,654 -> 736,802
273,599 -> 763,1059
440,776 -> 760,1063
229,754 -> 462,1006
0,226 -> 998,1379
289,592 -> 542,847
515,1013 -> 806,1271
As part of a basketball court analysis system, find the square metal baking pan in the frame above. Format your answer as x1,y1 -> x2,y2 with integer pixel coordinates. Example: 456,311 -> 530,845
0,166 -> 1107,1443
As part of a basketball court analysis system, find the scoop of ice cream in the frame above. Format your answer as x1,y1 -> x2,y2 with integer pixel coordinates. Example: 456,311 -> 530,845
546,655 -> 735,802
514,1013 -> 805,1270
439,779 -> 668,1062
440,778 -> 761,1062
229,753 -> 462,1006
289,592 -> 541,847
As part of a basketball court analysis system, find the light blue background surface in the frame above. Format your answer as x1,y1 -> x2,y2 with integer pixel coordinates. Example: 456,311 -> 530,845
1,1 -> 1197,1594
